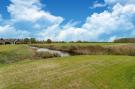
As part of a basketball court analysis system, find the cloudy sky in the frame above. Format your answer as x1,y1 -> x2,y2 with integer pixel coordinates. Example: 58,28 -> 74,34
0,0 -> 135,41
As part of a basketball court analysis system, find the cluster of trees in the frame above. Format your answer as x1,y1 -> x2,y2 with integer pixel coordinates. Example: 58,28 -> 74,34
23,39 -> 114,44
23,38 -> 53,44
114,38 -> 135,43
2,37 -> 135,44
23,38 -> 36,43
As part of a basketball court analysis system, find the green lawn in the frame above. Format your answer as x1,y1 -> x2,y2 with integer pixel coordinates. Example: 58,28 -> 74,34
1,55 -> 135,89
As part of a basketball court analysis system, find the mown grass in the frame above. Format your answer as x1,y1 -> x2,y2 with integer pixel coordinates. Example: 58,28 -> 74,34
0,45 -> 34,64
0,55 -> 135,89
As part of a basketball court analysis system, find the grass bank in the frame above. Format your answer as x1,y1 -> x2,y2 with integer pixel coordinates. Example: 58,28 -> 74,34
0,45 -> 68,64
0,55 -> 135,89
30,43 -> 135,56
0,45 -> 34,64
31,42 -> 133,46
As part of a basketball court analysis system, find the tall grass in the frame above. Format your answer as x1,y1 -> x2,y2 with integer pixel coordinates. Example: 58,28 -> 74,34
106,45 -> 135,56
30,44 -> 135,56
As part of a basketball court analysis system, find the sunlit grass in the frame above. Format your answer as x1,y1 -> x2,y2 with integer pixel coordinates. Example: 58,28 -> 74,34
1,44 -> 135,89
0,55 -> 135,89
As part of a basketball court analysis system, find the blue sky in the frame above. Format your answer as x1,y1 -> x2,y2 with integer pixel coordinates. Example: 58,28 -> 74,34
0,0 -> 135,41
0,0 -> 106,24
42,0 -> 105,24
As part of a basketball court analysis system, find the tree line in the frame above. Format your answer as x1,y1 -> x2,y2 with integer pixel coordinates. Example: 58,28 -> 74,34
22,38 -> 52,44
114,38 -> 135,43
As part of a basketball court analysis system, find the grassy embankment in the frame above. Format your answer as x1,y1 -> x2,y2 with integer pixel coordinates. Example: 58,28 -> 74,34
0,45 -> 61,64
32,42 -> 133,46
30,43 -> 135,56
0,45 -> 34,64
0,55 -> 135,89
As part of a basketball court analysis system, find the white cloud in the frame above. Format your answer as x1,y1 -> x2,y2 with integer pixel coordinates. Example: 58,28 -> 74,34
57,27 -> 91,41
108,36 -> 117,42
0,0 -> 135,41
83,3 -> 135,41
37,21 -> 99,41
56,2 -> 135,41
90,1 -> 106,9
105,0 -> 135,5
37,24 -> 61,40
0,25 -> 30,38
4,0 -> 64,39
36,1 -> 135,42
8,0 -> 63,25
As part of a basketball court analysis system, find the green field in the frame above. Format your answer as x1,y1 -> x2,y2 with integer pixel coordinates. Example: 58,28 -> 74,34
1,55 -> 135,89
0,44 -> 135,89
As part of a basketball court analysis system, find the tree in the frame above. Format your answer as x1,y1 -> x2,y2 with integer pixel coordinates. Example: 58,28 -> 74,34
30,38 -> 36,43
46,39 -> 52,43
76,40 -> 82,43
24,38 -> 30,44
114,38 -> 135,43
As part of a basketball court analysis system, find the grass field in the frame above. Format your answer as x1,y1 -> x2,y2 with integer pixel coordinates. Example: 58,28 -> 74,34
0,44 -> 135,89
0,55 -> 135,89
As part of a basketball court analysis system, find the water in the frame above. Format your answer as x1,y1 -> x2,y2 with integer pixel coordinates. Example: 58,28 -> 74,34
31,46 -> 70,57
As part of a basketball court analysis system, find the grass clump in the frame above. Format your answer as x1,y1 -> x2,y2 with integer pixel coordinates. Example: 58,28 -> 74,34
36,51 -> 60,59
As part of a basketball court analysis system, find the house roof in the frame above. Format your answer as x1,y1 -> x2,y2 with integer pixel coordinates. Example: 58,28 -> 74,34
0,39 -> 21,43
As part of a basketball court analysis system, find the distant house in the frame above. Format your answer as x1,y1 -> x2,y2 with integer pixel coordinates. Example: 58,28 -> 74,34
0,39 -> 21,45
